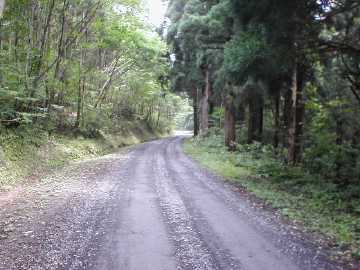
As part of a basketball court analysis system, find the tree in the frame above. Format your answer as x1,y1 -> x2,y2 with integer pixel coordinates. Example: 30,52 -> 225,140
0,0 -> 181,135
166,0 -> 360,178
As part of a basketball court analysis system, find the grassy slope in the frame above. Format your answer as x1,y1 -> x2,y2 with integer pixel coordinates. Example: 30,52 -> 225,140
0,121 -> 163,188
183,134 -> 360,261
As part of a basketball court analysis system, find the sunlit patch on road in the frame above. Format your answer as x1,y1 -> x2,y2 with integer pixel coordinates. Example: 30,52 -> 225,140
173,130 -> 194,137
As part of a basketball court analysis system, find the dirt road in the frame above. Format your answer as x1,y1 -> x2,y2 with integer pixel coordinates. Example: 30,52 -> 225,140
0,136 -> 346,270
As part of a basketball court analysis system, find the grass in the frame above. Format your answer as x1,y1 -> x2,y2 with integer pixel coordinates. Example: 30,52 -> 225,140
184,132 -> 360,261
0,121 -> 163,188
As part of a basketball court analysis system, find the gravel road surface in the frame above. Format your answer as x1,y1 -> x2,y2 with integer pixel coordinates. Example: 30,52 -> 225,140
0,136 -> 348,270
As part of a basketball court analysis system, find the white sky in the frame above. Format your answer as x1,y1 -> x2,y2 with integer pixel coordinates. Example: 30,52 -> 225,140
144,0 -> 167,26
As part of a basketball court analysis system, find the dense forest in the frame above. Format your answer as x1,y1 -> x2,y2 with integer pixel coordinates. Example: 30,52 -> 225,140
0,0 -> 184,137
166,0 -> 360,180
2,0 -> 358,185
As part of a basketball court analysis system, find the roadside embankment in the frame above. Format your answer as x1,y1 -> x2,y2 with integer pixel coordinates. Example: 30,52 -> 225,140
0,120 -> 164,189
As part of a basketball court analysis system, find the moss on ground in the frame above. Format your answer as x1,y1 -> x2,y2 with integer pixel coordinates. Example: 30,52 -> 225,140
0,121 -> 163,188
184,134 -> 360,261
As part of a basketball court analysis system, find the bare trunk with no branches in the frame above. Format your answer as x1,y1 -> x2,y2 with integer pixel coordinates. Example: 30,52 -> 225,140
288,63 -> 305,165
224,93 -> 236,150
199,67 -> 210,135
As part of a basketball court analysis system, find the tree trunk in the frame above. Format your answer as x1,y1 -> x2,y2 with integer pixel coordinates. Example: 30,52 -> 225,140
283,87 -> 292,147
156,100 -> 161,127
30,0 -> 56,98
199,68 -> 210,135
351,129 -> 360,181
224,93 -> 236,150
288,64 -> 305,165
51,0 -> 68,106
75,43 -> 84,129
193,87 -> 199,137
274,92 -> 280,148
75,78 -> 82,129
94,56 -> 120,108
335,118 -> 344,181
248,92 -> 263,143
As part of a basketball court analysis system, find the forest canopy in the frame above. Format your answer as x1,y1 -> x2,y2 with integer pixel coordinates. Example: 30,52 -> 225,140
166,0 -> 360,182
0,0 -> 185,136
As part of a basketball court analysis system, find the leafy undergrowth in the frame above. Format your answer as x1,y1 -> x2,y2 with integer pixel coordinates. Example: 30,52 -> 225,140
0,121 -> 163,188
184,132 -> 360,261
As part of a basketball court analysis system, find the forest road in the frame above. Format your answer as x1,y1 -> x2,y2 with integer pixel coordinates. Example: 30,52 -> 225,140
0,136 -> 345,270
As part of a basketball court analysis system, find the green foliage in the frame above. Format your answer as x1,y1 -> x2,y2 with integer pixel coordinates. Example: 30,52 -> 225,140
185,131 -> 360,258
223,28 -> 273,84
302,61 -> 360,182
167,0 -> 360,181
0,0 -> 185,139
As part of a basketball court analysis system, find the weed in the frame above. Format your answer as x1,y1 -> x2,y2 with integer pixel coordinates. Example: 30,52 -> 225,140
0,120 -> 163,187
184,132 -> 360,257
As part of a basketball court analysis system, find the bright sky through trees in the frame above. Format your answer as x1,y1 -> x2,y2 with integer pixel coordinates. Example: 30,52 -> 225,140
145,0 -> 167,26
